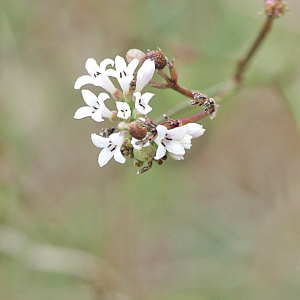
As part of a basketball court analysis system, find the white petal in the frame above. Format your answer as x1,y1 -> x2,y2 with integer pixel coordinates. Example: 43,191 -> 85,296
166,127 -> 186,140
99,74 -> 116,94
97,92 -> 110,102
141,92 -> 155,105
85,58 -> 101,77
109,133 -> 124,147
91,133 -> 109,148
183,123 -> 206,138
105,69 -> 118,77
74,75 -> 95,89
81,90 -> 98,107
100,102 -> 112,119
127,59 -> 139,75
177,134 -> 192,149
155,125 -> 168,142
133,92 -> 141,100
115,55 -> 127,72
165,140 -> 185,155
98,148 -> 114,167
99,58 -> 114,72
74,106 -> 93,119
169,153 -> 184,160
142,105 -> 152,115
118,75 -> 133,94
135,59 -> 155,92
91,109 -> 104,122
113,148 -> 126,164
154,143 -> 166,160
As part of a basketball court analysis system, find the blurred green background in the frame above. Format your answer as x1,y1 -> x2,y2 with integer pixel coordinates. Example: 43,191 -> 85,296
1,0 -> 300,299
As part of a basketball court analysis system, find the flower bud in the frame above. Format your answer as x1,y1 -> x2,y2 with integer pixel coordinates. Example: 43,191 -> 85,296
126,49 -> 146,68
109,111 -> 119,122
128,121 -> 147,140
133,145 -> 156,162
144,50 -> 167,70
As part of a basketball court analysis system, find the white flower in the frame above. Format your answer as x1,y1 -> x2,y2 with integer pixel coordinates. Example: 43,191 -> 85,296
154,125 -> 186,160
131,137 -> 150,150
134,92 -> 154,115
74,90 -> 111,122
74,58 -> 121,99
91,132 -> 125,167
106,55 -> 139,100
116,102 -> 131,120
154,123 -> 205,160
135,59 -> 155,92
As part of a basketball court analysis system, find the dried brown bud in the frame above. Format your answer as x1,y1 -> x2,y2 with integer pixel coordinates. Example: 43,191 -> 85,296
144,50 -> 167,70
128,121 -> 147,140
126,49 -> 146,68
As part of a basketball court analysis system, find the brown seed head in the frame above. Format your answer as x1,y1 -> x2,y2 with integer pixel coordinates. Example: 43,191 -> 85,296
144,50 -> 167,70
126,49 -> 146,68
128,121 -> 147,140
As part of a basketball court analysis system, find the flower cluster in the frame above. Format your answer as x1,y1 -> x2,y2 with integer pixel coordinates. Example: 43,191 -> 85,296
74,50 -> 205,174
261,0 -> 288,18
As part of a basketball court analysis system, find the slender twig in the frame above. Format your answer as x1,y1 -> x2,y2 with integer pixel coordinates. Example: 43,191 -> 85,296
234,15 -> 274,83
153,14 -> 277,125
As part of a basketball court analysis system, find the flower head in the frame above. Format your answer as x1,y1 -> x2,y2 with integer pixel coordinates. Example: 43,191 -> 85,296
262,0 -> 288,18
74,90 -> 111,122
134,92 -> 154,115
154,123 -> 205,160
91,132 -> 125,167
116,102 -> 131,120
74,58 -> 122,100
106,55 -> 139,100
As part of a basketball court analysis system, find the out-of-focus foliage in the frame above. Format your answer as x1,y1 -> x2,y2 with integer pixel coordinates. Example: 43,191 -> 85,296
1,0 -> 300,299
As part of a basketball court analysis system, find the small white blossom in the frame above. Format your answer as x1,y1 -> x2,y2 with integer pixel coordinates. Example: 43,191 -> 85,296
154,125 -> 186,160
107,55 -> 139,100
116,102 -> 131,120
74,90 -> 111,122
154,123 -> 205,160
135,59 -> 155,92
134,92 -> 154,115
91,132 -> 125,167
74,58 -> 122,100
131,137 -> 150,150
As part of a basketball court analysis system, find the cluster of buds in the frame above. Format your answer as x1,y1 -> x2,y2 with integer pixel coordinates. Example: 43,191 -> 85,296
190,92 -> 218,120
74,49 -> 206,174
261,0 -> 288,18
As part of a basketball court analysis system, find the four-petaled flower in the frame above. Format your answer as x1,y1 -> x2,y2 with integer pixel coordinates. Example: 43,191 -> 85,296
91,133 -> 126,167
74,90 -> 111,122
154,123 -> 205,160
134,92 -> 154,115
74,58 -> 122,100
116,102 -> 131,120
107,56 -> 139,100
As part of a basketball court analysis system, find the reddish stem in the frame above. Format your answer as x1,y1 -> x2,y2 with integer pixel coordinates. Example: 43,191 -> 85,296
177,107 -> 214,126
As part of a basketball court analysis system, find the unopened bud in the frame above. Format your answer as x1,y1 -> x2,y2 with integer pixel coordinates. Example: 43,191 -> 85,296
109,111 -> 119,122
128,121 -> 147,140
144,50 -> 167,70
133,145 -> 156,163
126,49 -> 146,68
